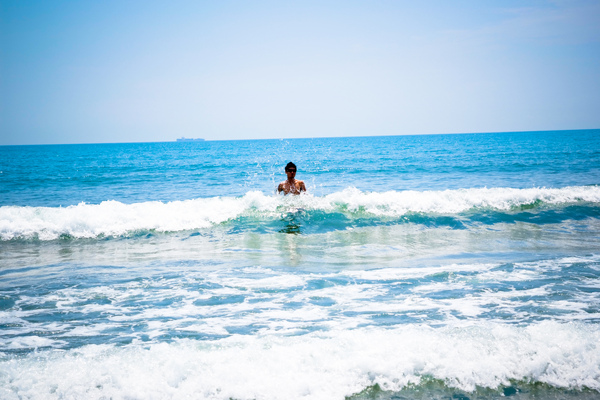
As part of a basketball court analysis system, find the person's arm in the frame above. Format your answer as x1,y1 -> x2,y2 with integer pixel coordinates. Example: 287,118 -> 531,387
277,183 -> 284,194
300,181 -> 306,192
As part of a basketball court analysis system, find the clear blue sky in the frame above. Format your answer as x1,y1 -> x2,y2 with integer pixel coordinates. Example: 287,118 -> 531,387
1,0 -> 599,145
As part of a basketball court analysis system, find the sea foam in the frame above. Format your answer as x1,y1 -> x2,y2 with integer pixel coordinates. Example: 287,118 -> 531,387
1,321 -> 598,400
1,186 -> 599,240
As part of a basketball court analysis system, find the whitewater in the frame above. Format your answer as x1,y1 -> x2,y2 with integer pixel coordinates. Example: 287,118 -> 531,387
2,186 -> 599,241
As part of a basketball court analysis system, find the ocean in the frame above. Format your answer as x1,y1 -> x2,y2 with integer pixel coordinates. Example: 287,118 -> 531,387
1,130 -> 600,399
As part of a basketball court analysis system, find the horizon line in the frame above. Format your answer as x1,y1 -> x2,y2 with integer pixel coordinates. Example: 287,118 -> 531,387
2,128 -> 598,147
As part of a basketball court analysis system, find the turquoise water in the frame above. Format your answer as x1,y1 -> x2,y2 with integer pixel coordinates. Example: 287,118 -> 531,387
1,130 -> 600,399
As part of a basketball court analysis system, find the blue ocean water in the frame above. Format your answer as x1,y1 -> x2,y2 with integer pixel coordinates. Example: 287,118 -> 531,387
1,130 -> 600,399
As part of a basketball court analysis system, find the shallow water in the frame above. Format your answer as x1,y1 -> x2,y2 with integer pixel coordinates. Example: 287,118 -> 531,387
1,130 -> 600,399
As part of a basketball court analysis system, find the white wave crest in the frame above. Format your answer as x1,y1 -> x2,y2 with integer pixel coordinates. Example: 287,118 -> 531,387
319,185 -> 600,215
0,322 -> 599,399
0,191 -> 278,240
1,186 -> 599,240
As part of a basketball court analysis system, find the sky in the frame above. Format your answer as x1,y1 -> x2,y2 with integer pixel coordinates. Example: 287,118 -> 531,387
1,0 -> 599,145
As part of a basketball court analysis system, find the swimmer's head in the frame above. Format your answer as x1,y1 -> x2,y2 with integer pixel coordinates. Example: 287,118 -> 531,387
285,162 -> 297,172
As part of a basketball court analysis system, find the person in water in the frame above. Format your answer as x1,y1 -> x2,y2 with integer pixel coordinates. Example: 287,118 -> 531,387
277,162 -> 306,195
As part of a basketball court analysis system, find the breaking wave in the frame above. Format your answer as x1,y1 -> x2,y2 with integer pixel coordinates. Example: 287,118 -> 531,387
1,186 -> 599,241
1,322 -> 599,399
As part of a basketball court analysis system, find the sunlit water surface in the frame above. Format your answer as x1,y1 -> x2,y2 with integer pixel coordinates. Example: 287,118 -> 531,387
1,130 -> 600,399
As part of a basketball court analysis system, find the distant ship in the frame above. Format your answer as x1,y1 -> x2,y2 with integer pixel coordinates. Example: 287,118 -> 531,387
176,137 -> 205,142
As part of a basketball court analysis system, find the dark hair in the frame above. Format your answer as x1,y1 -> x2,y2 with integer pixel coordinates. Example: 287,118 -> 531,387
285,162 -> 297,171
